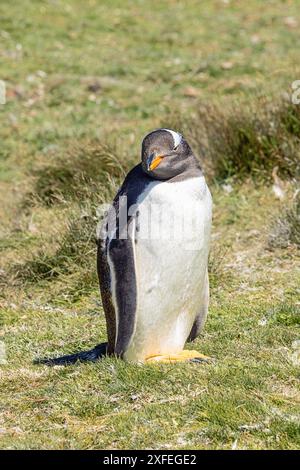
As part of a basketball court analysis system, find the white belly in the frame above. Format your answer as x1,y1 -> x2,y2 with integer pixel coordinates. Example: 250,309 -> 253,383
124,176 -> 212,362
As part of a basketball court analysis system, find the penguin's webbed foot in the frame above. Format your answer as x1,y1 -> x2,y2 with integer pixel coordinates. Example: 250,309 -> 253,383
145,350 -> 211,364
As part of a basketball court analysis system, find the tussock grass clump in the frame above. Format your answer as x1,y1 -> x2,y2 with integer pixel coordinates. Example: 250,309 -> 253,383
13,211 -> 98,283
29,140 -> 129,206
268,193 -> 300,249
268,303 -> 300,326
208,246 -> 231,289
180,96 -> 300,182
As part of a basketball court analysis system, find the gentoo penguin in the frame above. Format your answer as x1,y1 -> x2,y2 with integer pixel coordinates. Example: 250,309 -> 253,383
97,128 -> 212,363
36,129 -> 212,365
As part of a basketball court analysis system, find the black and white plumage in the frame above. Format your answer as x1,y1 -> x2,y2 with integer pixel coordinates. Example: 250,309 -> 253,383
98,129 -> 212,363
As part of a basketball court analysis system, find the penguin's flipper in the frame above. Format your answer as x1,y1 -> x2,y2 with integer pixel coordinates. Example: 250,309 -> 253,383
107,230 -> 137,358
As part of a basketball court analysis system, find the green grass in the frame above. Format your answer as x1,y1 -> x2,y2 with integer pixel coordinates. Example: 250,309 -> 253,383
1,0 -> 300,450
179,96 -> 300,181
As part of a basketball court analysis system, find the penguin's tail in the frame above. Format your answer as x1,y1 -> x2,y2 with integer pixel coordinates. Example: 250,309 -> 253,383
34,342 -> 108,366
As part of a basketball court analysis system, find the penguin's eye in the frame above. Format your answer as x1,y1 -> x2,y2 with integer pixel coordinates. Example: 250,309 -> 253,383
173,144 -> 179,151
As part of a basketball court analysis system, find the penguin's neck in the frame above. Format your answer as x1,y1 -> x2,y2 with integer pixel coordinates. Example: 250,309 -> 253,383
167,165 -> 203,184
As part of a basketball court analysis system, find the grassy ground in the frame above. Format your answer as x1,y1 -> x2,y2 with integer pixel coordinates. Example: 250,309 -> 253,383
0,0 -> 300,449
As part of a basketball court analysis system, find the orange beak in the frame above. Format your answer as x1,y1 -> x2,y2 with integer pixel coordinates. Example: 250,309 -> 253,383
149,155 -> 163,171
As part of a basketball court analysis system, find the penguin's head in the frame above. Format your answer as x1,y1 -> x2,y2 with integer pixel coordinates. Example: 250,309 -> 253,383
141,129 -> 197,180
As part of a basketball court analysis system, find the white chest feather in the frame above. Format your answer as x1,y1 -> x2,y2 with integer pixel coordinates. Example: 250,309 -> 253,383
124,176 -> 212,362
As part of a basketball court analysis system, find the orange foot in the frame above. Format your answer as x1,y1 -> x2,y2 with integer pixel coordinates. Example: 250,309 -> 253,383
145,350 -> 211,364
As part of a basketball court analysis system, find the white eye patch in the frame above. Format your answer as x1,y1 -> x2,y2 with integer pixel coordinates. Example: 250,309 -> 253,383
162,129 -> 182,149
